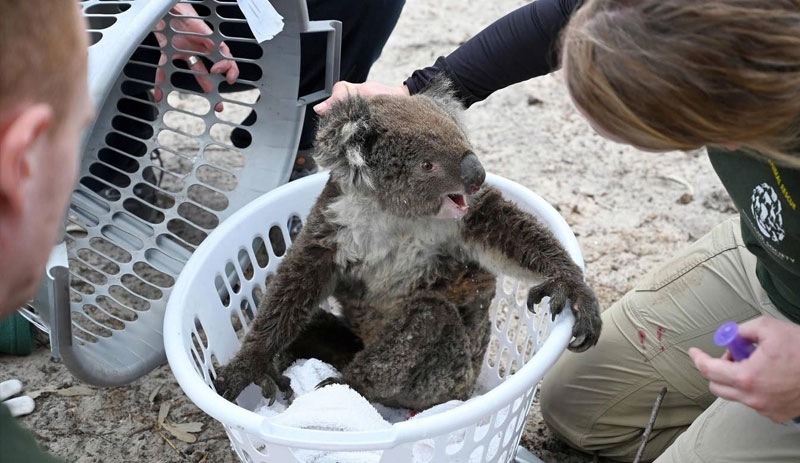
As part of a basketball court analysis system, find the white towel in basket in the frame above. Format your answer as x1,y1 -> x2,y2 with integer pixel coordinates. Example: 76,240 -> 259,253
269,383 -> 391,463
256,358 -> 411,424
269,383 -> 391,433
255,358 -> 497,463
256,359 -> 391,463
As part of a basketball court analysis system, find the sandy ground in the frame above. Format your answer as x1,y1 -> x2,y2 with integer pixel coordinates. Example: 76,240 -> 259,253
1,0 -> 737,462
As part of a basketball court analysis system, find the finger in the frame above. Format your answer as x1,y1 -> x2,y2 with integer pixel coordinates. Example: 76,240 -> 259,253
690,347 -> 741,386
313,81 -> 357,115
174,53 -> 227,111
313,101 -> 331,115
210,60 -> 239,84
154,30 -> 167,49
177,54 -> 216,100
0,379 -> 23,402
170,16 -> 214,37
153,67 -> 167,102
219,41 -> 233,59
217,42 -> 240,83
171,3 -> 202,17
688,346 -> 711,365
736,317 -> 769,341
4,396 -> 34,417
707,381 -> 746,403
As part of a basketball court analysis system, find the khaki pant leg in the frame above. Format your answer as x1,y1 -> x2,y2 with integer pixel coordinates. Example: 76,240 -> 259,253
656,398 -> 800,463
541,217 -> 775,462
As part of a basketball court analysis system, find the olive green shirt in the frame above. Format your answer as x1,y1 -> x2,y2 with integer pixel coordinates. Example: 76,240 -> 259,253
708,147 -> 800,322
0,403 -> 65,463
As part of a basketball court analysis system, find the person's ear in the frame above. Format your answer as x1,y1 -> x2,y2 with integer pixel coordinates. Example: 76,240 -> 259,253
0,104 -> 53,218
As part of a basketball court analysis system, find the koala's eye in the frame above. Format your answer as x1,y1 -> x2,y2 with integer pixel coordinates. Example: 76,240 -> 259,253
421,161 -> 434,171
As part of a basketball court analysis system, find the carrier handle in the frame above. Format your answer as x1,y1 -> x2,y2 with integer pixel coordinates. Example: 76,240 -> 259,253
297,20 -> 342,106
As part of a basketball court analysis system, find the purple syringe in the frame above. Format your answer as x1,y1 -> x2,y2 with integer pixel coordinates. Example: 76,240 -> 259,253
713,321 -> 800,428
713,321 -> 756,361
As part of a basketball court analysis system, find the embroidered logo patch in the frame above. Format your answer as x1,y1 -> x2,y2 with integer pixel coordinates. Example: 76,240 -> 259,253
751,183 -> 785,242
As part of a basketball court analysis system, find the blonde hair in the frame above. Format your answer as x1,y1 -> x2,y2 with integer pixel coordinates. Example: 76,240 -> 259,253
562,0 -> 800,166
0,0 -> 86,123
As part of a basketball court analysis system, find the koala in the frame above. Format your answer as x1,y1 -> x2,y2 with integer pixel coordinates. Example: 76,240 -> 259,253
213,81 -> 602,411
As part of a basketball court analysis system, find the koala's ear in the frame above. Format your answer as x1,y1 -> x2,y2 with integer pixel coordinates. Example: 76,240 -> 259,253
313,95 -> 376,188
417,75 -> 465,121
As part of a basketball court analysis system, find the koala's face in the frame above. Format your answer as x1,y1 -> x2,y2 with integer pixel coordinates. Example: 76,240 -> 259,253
314,88 -> 486,220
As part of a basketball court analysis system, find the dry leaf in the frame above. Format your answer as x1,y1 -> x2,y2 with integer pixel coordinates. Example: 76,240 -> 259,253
27,385 -> 94,399
158,403 -> 170,425
149,383 -> 163,404
162,421 -> 204,443
173,422 -> 203,433
27,387 -> 55,400
56,386 -> 95,397
155,401 -> 203,443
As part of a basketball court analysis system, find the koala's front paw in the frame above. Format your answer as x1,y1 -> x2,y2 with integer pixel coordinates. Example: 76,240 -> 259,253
214,360 -> 292,405
527,279 -> 602,352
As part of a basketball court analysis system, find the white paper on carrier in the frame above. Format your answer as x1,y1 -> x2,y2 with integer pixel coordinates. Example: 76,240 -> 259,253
236,0 -> 284,43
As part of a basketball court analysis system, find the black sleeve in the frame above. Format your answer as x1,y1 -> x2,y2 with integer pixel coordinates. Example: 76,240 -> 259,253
404,0 -> 584,107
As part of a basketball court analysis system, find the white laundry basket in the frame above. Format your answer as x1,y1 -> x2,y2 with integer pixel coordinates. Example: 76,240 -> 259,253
164,172 -> 581,463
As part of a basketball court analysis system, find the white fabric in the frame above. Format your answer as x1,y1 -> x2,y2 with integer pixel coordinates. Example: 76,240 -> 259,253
1,379 -> 35,417
254,359 -> 503,463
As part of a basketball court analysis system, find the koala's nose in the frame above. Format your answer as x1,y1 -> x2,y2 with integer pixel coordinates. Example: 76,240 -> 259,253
460,153 -> 485,194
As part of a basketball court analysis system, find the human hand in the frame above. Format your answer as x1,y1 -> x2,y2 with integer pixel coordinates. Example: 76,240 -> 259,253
0,379 -> 35,417
689,316 -> 800,423
313,81 -> 410,115
153,3 -> 240,112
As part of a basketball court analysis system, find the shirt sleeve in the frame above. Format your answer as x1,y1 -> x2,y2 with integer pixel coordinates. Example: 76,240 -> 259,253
0,404 -> 67,463
404,0 -> 584,107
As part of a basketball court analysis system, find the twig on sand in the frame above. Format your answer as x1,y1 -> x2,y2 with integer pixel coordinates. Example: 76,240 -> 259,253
633,387 -> 668,463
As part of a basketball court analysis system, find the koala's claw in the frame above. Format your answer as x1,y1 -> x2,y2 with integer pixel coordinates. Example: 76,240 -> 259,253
527,279 -> 602,353
259,375 -> 293,405
569,334 -> 588,350
214,362 -> 291,404
316,376 -> 345,390
526,284 -> 548,311
567,292 -> 602,352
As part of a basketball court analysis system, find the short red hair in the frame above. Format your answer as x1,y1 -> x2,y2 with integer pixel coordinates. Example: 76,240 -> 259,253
0,0 -> 87,123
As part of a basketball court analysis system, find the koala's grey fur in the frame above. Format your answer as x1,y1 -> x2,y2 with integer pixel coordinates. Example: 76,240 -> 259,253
214,80 -> 602,411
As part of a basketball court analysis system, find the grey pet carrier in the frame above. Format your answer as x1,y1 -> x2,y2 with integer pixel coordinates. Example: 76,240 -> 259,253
20,0 -> 340,386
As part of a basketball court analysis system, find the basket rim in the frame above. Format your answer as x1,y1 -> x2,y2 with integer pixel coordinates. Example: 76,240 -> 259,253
164,171 -> 578,450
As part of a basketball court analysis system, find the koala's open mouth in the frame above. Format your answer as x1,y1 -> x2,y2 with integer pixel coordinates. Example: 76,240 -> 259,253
437,193 -> 469,219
